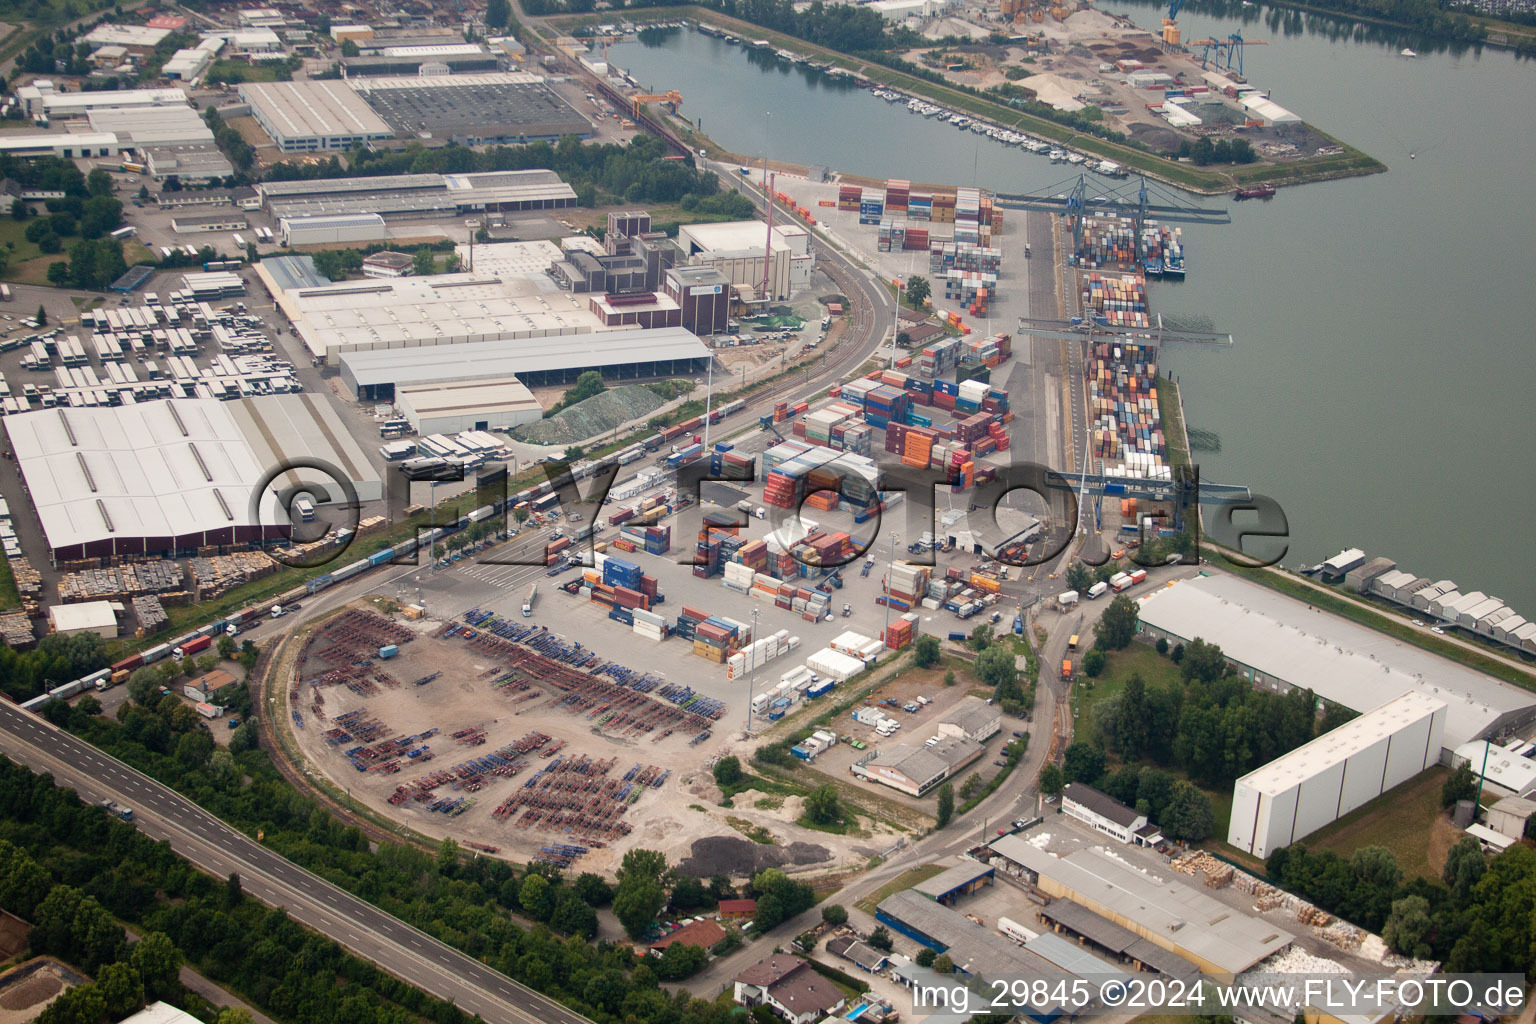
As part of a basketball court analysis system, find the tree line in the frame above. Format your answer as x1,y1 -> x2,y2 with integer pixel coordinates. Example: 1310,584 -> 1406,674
25,680 -> 815,1022
1270,838 -> 1535,975
0,761 -> 488,1024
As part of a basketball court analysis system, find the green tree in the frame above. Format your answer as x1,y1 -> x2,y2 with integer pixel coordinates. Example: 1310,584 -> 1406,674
1038,763 -> 1065,797
913,633 -> 941,667
944,669 -> 956,686
340,38 -> 360,57
804,784 -> 841,825
1065,562 -> 1093,593
1351,846 -> 1402,892
486,0 -> 512,29
613,877 -> 664,939
669,874 -> 710,913
1382,895 -> 1433,959
1441,760 -> 1477,807
975,643 -> 1016,689
969,624 -> 995,651
713,755 -> 743,787
1093,595 -> 1138,650
654,941 -> 706,980
1082,648 -> 1106,677
915,947 -> 937,967
868,925 -> 893,951
10,198 -> 25,220
820,903 -> 848,926
128,931 -> 180,1001
412,248 -> 436,275
932,953 -> 954,974
95,962 -> 144,1019
35,304 -> 46,326
1062,742 -> 1105,784
550,890 -> 598,938
1179,637 -> 1228,683
935,782 -> 954,828
1442,835 -> 1486,900
903,275 -> 930,307
518,872 -> 554,920
553,370 -> 605,413
217,635 -> 236,659
1161,780 -> 1214,841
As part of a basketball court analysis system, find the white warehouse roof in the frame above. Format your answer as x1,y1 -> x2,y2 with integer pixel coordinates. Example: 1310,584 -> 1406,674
7,398 -> 380,559
1453,740 -> 1536,797
339,325 -> 712,389
84,23 -> 172,47
238,81 -> 392,142
265,270 -> 609,361
49,600 -> 118,634
1236,690 -> 1446,795
1136,573 -> 1536,752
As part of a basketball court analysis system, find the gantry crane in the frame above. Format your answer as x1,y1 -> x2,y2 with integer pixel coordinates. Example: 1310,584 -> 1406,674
630,90 -> 683,119
1190,31 -> 1268,76
994,173 -> 1230,258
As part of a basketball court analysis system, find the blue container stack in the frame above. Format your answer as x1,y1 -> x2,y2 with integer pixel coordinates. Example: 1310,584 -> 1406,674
603,557 -> 643,591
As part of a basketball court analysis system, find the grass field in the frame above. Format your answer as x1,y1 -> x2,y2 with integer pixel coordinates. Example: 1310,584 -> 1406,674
1071,643 -> 1182,747
1302,766 -> 1455,881
0,215 -> 47,267
854,863 -> 945,915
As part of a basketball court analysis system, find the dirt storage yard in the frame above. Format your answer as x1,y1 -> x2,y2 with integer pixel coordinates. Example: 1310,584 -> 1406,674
286,603 -> 901,878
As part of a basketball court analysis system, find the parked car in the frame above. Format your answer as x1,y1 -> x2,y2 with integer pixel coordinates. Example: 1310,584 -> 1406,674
1011,730 -> 1025,738
1431,627 -> 1446,635
993,759 -> 1008,767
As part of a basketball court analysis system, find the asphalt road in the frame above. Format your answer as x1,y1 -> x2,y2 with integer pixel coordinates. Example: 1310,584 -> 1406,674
0,700 -> 594,1024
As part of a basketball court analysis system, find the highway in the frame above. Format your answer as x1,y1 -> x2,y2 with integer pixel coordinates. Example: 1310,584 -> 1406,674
0,700 -> 593,1024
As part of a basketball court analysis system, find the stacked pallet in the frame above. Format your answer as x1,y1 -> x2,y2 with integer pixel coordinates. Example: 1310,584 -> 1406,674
188,552 -> 278,599
57,562 -> 185,603
0,612 -> 34,647
132,595 -> 169,635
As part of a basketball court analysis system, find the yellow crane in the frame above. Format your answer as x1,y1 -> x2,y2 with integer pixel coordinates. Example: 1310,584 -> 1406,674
630,90 -> 683,119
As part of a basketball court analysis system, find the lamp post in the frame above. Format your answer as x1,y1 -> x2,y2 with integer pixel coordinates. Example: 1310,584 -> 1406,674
744,606 -> 761,735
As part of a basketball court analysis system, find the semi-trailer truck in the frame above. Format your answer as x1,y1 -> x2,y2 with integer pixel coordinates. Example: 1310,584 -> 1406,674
522,584 -> 538,617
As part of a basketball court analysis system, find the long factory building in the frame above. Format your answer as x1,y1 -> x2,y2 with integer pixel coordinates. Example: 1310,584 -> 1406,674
1228,690 -> 1447,859
254,169 -> 576,222
238,75 -> 590,151
338,326 -> 712,398
7,398 -> 381,562
255,245 -> 711,384
1135,572 -> 1536,759
986,840 -> 1294,983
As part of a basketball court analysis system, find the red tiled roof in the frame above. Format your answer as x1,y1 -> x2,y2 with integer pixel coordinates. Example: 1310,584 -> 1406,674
650,919 -> 726,952
718,898 -> 757,915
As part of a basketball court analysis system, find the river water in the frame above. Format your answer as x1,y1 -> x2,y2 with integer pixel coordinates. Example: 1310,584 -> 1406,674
610,20 -> 1536,610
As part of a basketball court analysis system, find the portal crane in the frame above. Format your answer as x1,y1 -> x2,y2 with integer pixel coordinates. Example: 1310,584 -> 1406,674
1191,32 -> 1268,76
629,90 -> 683,119
994,173 -> 1229,257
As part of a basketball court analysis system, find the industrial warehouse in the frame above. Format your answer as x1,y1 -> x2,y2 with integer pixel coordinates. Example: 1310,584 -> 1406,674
238,75 -> 590,151
338,326 -> 712,399
1135,573 -> 1536,756
1227,690 -> 1448,858
986,842 -> 1295,982
237,81 -> 396,152
346,73 -> 592,144
6,398 -> 380,563
255,171 -> 577,222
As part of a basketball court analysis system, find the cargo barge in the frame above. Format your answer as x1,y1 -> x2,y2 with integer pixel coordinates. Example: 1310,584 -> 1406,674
1234,184 -> 1277,200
